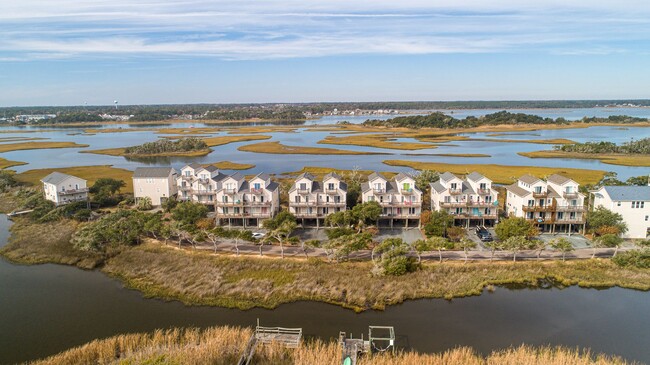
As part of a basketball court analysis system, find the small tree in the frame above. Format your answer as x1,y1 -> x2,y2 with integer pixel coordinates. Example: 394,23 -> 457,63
143,213 -> 163,239
483,240 -> 503,261
446,226 -> 466,242
495,217 -> 538,241
262,211 -> 298,259
550,237 -> 574,262
457,237 -> 477,263
372,238 -> 418,276
429,236 -> 453,263
530,239 -> 547,260
423,210 -> 454,237
410,239 -> 431,263
502,236 -> 529,262
324,233 -> 371,262
136,196 -> 153,211
596,233 -> 624,257
587,207 -> 628,236
303,239 -> 321,258
171,201 -> 208,226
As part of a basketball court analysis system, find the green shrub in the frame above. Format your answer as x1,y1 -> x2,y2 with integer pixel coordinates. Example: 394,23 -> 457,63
612,249 -> 650,269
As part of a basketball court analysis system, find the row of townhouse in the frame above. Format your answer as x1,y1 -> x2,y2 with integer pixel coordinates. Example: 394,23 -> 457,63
505,174 -> 587,234
129,165 -> 650,237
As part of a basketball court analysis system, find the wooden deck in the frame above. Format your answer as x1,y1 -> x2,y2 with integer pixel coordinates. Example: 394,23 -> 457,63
237,322 -> 302,365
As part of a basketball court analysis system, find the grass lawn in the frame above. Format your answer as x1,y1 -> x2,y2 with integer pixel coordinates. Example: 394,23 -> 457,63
14,165 -> 135,193
383,159 -> 606,185
519,150 -> 650,167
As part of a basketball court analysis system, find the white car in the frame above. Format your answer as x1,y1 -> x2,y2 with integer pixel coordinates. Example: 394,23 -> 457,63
252,232 -> 265,239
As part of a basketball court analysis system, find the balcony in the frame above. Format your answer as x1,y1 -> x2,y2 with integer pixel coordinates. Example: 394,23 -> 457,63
522,204 -> 555,212
556,205 -> 585,212
294,212 -> 322,218
319,201 -> 346,207
194,190 -> 214,196
249,201 -> 271,206
297,188 -> 311,195
476,188 -> 491,195
466,201 -> 495,207
290,201 -> 316,207
449,189 -> 462,195
526,217 -> 554,224
223,188 -> 237,195
216,201 -> 246,206
532,191 -> 548,198
180,175 -> 194,181
59,188 -> 89,196
381,212 -> 421,218
218,211 -> 272,218
440,201 -> 467,208
563,191 -> 580,199
250,188 -> 264,195
372,188 -> 385,195
179,185 -> 191,191
401,188 -> 414,195
197,178 -> 211,185
325,188 -> 339,195
554,216 -> 585,224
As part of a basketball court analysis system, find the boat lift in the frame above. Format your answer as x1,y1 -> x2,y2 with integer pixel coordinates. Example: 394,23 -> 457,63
339,326 -> 395,365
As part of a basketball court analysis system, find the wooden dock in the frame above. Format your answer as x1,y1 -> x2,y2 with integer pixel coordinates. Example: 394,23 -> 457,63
339,326 -> 395,365
237,321 -> 302,365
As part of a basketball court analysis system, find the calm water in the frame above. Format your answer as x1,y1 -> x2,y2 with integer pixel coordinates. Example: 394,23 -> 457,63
0,216 -> 649,364
1,124 -> 650,179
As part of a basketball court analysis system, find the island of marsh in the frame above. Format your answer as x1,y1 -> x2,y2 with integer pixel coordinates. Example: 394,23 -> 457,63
519,150 -> 650,167
238,141 -> 389,155
0,141 -> 89,153
382,160 -> 606,185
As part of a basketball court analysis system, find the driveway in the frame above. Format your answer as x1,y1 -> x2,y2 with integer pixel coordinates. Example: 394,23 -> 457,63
375,228 -> 424,244
538,233 -> 591,249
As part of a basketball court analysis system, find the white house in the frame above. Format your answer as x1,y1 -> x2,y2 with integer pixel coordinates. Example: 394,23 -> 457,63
176,163 -> 226,208
361,172 -> 422,227
505,174 -> 586,234
430,172 -> 499,227
133,167 -> 178,206
592,185 -> 650,239
288,172 -> 347,227
214,172 -> 280,227
41,172 -> 88,206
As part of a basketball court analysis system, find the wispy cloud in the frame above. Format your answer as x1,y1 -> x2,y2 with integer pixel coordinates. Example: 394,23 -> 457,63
1,1 -> 650,61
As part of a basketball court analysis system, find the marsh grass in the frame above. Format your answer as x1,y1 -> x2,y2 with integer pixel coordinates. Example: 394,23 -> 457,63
14,165 -> 135,192
0,217 -> 103,269
202,134 -> 271,146
319,134 -> 438,150
519,150 -> 650,167
30,326 -> 633,365
0,141 -> 89,153
0,157 -> 27,169
211,161 -> 256,170
102,242 -> 650,311
80,147 -> 212,157
383,160 -> 606,185
238,141 -> 387,155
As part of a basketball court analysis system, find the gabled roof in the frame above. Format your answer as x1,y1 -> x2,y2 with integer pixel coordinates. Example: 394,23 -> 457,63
324,172 -> 342,181
41,172 -> 84,185
133,167 -> 175,178
204,165 -> 219,173
368,172 -> 387,181
461,181 -> 475,194
296,172 -> 315,181
506,183 -> 531,197
339,181 -> 348,191
185,163 -> 202,170
393,172 -> 411,182
227,172 -> 244,181
466,172 -> 486,182
546,186 -> 562,198
519,174 -> 541,184
254,172 -> 270,181
430,181 -> 446,193
547,174 -> 573,185
266,181 -> 279,191
212,172 -> 228,182
602,186 -> 650,201
439,172 -> 458,182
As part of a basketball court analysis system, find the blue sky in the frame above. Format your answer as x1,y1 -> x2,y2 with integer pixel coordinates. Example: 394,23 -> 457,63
1,1 -> 649,106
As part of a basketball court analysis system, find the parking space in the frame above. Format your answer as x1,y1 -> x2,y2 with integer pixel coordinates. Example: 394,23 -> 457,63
292,228 -> 329,242
375,228 -> 425,244
538,233 -> 591,248
465,227 -> 496,251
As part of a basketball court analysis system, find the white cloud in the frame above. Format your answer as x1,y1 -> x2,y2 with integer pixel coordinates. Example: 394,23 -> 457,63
1,0 -> 650,60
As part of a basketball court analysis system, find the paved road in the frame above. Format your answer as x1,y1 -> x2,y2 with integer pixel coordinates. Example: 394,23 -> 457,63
187,239 -> 630,262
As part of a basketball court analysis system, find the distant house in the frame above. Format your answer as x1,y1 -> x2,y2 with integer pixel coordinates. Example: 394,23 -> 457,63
41,172 -> 88,206
133,167 -> 178,206
592,185 -> 650,239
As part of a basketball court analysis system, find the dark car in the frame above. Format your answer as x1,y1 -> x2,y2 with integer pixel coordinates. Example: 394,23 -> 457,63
476,226 -> 493,242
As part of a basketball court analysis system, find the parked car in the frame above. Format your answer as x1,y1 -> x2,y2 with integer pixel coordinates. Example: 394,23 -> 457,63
252,232 -> 265,239
476,226 -> 493,242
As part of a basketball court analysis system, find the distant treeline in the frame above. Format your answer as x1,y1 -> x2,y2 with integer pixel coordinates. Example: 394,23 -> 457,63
556,137 -> 650,155
2,99 -> 650,124
124,137 -> 208,155
363,111 -> 647,129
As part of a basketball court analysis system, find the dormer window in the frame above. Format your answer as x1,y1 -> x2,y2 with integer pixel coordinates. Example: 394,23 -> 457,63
328,183 -> 335,190
479,183 -> 487,190
450,183 -> 457,190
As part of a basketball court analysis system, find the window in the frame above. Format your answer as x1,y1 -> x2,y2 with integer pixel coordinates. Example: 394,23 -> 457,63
534,186 -> 542,193
328,183 -> 335,190
450,183 -> 457,190
222,196 -> 228,203
254,183 -> 261,190
617,201 -> 621,207
300,183 -> 307,190
479,183 -> 487,190
403,183 -> 410,191
368,196 -> 375,201
646,216 -> 649,222
294,196 -> 300,203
